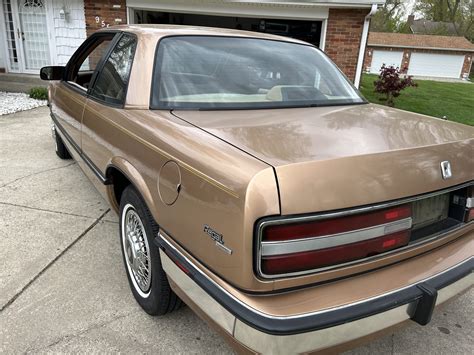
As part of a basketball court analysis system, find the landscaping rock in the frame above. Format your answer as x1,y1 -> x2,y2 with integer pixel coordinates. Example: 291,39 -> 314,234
0,91 -> 47,116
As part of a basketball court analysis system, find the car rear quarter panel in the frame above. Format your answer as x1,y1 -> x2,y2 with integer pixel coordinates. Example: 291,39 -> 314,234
80,103 -> 279,290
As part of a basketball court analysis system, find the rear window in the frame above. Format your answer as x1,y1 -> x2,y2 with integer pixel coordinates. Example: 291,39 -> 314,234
151,36 -> 365,110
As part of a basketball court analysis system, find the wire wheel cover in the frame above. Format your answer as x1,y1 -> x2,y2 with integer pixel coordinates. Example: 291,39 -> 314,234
124,207 -> 151,293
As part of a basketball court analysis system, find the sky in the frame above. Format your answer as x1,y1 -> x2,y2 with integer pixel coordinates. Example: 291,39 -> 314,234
392,0 -> 423,20
400,0 -> 417,19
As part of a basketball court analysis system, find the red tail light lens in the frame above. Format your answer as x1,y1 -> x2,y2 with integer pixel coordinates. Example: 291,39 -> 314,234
263,205 -> 411,242
262,231 -> 410,275
259,205 -> 412,276
467,209 -> 474,222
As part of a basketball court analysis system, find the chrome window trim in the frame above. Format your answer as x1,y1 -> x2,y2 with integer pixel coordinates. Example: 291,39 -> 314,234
261,217 -> 412,256
66,81 -> 87,92
256,181 -> 473,279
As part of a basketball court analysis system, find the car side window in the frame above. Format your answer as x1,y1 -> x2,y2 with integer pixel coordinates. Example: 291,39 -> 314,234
66,34 -> 116,90
89,34 -> 137,105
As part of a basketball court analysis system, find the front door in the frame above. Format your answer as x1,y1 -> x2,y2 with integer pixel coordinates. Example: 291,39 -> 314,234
51,33 -> 116,152
2,0 -> 51,73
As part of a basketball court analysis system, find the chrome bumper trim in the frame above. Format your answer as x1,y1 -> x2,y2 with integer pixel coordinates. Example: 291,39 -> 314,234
159,235 -> 473,354
160,249 -> 235,334
233,274 -> 473,354
156,232 -> 473,336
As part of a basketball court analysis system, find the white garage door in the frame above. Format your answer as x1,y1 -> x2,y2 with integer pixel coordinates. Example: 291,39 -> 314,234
369,50 -> 404,74
408,53 -> 464,78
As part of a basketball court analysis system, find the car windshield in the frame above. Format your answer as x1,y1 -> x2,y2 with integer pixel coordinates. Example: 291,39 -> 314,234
151,36 -> 365,110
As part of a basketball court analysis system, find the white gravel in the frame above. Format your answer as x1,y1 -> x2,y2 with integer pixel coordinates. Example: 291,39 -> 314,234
0,91 -> 47,116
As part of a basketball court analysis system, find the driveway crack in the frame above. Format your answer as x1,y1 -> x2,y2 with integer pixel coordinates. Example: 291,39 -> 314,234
25,311 -> 135,353
0,162 -> 76,189
0,201 -> 111,220
0,209 -> 110,313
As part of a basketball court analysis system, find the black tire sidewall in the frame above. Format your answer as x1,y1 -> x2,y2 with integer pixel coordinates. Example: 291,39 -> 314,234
119,185 -> 172,315
55,131 -> 71,159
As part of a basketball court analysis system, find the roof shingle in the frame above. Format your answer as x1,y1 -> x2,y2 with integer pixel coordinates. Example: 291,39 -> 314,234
368,32 -> 474,52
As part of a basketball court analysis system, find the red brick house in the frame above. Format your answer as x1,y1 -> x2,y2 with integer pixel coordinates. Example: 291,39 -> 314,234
1,0 -> 384,87
364,32 -> 474,79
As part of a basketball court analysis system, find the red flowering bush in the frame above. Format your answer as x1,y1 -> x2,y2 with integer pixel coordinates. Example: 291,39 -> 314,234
374,65 -> 417,107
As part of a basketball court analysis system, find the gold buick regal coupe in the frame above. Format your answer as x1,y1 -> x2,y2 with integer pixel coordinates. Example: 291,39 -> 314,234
40,25 -> 473,354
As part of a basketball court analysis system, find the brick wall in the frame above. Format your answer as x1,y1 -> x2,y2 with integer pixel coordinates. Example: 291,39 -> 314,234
461,54 -> 472,78
84,0 -> 127,36
363,47 -> 372,72
324,8 -> 368,82
400,49 -> 411,73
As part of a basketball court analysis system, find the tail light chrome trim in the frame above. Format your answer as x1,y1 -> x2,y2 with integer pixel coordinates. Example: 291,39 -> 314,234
261,217 -> 412,256
256,181 -> 473,279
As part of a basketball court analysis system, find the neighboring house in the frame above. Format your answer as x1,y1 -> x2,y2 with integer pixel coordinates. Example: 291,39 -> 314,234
0,0 -> 385,86
407,14 -> 458,36
364,32 -> 474,79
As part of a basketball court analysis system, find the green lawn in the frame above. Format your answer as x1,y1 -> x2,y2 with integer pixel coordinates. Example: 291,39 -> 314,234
359,74 -> 474,126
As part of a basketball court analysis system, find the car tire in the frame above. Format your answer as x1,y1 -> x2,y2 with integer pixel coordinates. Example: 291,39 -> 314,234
53,127 -> 71,160
119,185 -> 182,315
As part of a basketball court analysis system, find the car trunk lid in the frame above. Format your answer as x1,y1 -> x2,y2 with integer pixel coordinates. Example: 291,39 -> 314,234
172,104 -> 474,214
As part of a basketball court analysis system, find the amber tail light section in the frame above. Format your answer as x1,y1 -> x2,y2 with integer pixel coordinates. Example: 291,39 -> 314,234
259,205 -> 413,276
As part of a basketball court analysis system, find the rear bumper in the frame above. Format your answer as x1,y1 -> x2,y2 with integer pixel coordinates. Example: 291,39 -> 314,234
156,234 -> 473,354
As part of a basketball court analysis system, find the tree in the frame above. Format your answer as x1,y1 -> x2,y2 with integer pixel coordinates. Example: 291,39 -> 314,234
370,0 -> 408,33
416,0 -> 449,21
415,0 -> 474,41
374,65 -> 417,107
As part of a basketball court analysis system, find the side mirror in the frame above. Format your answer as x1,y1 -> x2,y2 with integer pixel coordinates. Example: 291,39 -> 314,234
40,66 -> 65,81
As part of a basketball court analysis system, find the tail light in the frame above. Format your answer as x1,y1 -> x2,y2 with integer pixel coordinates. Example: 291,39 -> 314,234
467,208 -> 474,222
258,205 -> 413,277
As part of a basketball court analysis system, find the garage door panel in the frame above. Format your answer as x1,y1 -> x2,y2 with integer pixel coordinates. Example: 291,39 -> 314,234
408,53 -> 464,78
370,50 -> 404,74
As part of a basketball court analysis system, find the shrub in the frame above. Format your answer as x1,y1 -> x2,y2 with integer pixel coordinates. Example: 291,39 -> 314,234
374,65 -> 417,107
29,87 -> 48,101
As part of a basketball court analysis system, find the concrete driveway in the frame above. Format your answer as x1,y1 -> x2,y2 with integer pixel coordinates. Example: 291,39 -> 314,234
0,107 -> 472,353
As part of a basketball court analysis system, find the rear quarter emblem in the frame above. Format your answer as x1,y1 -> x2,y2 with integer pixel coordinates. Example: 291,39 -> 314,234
440,161 -> 452,180
203,225 -> 232,255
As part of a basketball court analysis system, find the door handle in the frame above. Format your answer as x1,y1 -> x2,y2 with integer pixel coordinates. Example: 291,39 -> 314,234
17,28 -> 25,41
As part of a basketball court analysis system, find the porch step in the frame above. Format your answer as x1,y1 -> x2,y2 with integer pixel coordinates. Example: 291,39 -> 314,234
0,73 -> 46,93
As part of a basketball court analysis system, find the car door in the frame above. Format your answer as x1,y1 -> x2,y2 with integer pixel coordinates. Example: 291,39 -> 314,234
51,32 -> 118,151
81,33 -> 138,176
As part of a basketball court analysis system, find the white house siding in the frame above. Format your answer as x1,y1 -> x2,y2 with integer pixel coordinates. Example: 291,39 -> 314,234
0,38 -> 4,69
50,0 -> 87,66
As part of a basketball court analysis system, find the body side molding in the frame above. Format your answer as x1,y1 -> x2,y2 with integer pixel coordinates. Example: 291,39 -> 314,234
51,112 -> 110,185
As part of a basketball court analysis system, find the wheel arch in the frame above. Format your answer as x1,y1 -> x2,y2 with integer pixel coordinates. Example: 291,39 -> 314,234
106,157 -> 155,215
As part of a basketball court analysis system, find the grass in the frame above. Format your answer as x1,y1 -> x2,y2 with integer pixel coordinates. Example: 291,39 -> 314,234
359,74 -> 474,126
